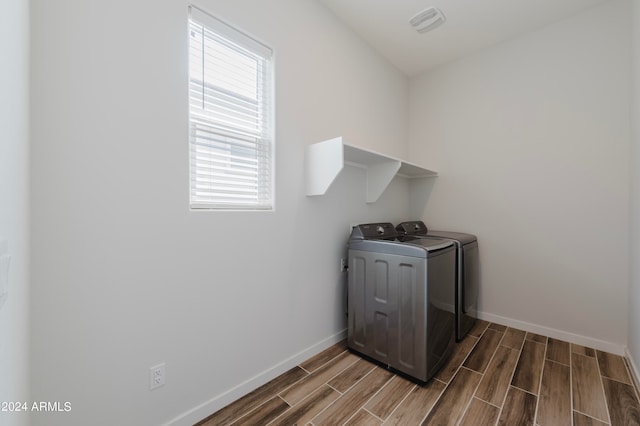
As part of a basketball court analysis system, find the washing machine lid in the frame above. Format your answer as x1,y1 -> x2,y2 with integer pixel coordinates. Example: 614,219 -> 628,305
349,238 -> 453,258
349,234 -> 453,257
401,236 -> 454,251
427,230 -> 477,246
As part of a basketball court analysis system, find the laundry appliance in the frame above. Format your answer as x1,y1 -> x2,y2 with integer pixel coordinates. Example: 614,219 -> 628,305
396,221 -> 478,341
347,222 -> 456,383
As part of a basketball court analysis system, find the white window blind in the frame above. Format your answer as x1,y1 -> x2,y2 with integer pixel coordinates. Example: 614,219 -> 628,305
188,6 -> 274,210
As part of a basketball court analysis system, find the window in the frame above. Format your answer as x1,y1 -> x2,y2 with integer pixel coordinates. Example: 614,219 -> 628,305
188,6 -> 274,210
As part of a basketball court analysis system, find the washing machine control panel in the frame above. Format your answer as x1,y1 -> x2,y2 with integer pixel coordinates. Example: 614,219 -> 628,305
396,221 -> 428,236
355,223 -> 398,240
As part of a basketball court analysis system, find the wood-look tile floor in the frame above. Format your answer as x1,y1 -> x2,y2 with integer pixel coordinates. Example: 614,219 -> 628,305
195,321 -> 640,426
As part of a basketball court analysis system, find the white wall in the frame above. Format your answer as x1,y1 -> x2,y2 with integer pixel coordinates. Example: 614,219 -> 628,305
0,0 -> 30,425
629,0 -> 640,379
409,0 -> 631,352
29,0 -> 410,425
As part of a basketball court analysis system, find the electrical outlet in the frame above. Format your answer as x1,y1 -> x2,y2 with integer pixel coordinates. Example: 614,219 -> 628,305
149,363 -> 165,390
340,258 -> 348,272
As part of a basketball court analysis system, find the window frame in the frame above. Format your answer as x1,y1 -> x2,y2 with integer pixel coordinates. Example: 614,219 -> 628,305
188,5 -> 275,211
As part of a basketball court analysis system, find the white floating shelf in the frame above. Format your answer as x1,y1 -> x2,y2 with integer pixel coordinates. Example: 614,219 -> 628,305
305,137 -> 437,203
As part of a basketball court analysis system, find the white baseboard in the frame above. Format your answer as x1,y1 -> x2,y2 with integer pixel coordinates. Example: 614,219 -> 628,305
625,347 -> 640,394
164,329 -> 347,426
477,311 -> 626,355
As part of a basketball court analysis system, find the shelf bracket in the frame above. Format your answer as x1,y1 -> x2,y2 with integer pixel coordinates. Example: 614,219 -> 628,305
305,137 -> 344,197
365,160 -> 401,203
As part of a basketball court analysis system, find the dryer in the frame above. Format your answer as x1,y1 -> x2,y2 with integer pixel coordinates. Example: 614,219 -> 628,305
397,221 -> 478,342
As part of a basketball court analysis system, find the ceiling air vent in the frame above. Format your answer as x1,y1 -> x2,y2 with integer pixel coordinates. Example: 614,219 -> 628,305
409,7 -> 446,34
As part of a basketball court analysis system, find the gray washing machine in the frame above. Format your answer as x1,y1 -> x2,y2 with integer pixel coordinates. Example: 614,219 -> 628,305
347,223 -> 456,383
396,221 -> 478,342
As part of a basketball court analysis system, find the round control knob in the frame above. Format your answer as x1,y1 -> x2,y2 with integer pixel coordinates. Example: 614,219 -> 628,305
376,226 -> 385,235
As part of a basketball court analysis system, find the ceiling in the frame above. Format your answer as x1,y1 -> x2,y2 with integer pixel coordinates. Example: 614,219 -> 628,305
318,0 -> 612,76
